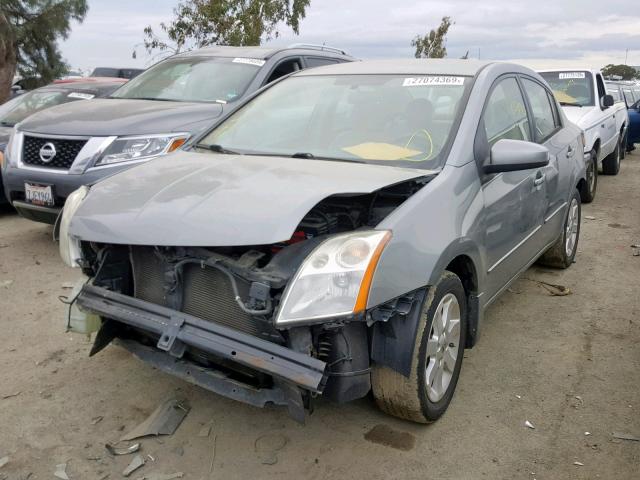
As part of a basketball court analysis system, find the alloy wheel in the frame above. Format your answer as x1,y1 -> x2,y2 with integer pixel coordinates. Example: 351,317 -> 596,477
565,198 -> 579,257
425,293 -> 461,403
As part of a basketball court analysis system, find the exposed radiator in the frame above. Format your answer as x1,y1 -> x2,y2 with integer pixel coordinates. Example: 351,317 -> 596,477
130,247 -> 262,337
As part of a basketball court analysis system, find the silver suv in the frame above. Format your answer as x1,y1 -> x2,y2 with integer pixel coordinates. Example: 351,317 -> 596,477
2,44 -> 354,223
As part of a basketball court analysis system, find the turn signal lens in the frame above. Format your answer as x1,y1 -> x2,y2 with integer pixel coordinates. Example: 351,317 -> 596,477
168,137 -> 187,152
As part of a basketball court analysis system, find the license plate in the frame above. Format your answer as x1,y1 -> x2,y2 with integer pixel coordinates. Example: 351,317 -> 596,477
25,183 -> 54,207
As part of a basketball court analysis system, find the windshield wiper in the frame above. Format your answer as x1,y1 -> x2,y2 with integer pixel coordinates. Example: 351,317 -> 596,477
559,101 -> 583,107
0,121 -> 15,127
194,143 -> 241,155
290,152 -> 365,164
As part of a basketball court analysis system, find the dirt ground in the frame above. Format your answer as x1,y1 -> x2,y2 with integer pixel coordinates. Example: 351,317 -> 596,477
0,153 -> 638,480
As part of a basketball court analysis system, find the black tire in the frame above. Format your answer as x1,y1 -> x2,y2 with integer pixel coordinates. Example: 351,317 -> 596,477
371,271 -> 467,423
602,141 -> 620,175
538,189 -> 581,269
579,149 -> 597,203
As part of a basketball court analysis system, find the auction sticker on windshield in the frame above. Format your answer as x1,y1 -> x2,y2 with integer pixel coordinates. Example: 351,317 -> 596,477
403,76 -> 465,87
67,92 -> 95,100
232,58 -> 266,67
559,72 -> 586,79
25,183 -> 54,207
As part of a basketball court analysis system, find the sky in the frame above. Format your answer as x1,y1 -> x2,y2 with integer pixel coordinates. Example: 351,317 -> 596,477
59,0 -> 640,73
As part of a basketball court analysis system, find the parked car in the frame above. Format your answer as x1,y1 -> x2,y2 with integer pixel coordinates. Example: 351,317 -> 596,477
90,67 -> 145,80
538,68 -> 628,203
2,44 -> 355,223
0,78 -> 127,205
59,59 -> 586,423
607,80 -> 640,151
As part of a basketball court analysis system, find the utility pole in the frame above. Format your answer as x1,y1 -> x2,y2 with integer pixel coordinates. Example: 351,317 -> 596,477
624,48 -> 629,65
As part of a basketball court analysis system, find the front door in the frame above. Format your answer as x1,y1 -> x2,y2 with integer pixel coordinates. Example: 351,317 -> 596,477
478,76 -> 548,299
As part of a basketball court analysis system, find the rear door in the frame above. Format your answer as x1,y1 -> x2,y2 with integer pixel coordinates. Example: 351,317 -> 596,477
478,76 -> 548,298
520,76 -> 574,246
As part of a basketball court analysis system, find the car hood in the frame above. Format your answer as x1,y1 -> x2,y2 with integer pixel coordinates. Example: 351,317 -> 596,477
70,151 -> 432,246
18,98 -> 224,136
561,106 -> 592,126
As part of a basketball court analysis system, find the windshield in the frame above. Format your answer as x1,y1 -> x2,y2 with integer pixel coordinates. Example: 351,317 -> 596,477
540,71 -> 594,107
111,56 -> 262,103
0,89 -> 86,127
199,74 -> 470,169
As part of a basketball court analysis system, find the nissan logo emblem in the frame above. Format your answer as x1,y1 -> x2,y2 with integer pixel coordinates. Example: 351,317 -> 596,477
39,142 -> 57,163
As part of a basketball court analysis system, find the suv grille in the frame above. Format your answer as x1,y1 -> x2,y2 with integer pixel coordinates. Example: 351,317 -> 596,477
22,136 -> 87,169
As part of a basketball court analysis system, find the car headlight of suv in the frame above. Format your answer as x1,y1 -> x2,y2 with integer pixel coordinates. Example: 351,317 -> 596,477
59,186 -> 89,268
95,133 -> 188,166
4,129 -> 21,168
275,230 -> 391,326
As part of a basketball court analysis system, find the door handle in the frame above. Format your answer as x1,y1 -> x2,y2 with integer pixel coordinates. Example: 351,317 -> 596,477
534,173 -> 546,187
567,146 -> 575,157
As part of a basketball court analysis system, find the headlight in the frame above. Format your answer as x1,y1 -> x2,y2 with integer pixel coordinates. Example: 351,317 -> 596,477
59,186 -> 89,268
275,230 -> 391,326
4,129 -> 20,168
95,133 -> 188,166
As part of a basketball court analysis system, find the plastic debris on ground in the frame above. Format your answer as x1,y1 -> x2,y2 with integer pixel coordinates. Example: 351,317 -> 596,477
197,424 -> 212,438
1,392 -> 21,400
123,455 -> 145,477
120,398 -> 190,442
573,461 -> 584,466
525,420 -> 535,429
0,280 -> 13,289
0,457 -> 8,468
105,442 -> 140,456
135,473 -> 184,480
54,463 -> 70,480
612,432 -> 640,442
584,216 -> 596,220
91,416 -> 103,425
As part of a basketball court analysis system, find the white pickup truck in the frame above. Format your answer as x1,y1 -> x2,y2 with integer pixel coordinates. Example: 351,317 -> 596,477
538,68 -> 628,202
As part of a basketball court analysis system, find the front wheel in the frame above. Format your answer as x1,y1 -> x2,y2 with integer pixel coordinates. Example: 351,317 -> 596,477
371,271 -> 467,423
537,189 -> 581,269
579,149 -> 597,203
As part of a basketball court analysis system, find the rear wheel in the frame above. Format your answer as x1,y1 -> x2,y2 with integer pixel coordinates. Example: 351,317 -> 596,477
371,271 -> 467,423
579,149 -> 597,203
602,142 -> 620,175
538,189 -> 581,269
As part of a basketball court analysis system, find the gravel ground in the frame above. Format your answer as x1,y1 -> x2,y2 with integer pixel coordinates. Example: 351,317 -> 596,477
0,152 -> 638,480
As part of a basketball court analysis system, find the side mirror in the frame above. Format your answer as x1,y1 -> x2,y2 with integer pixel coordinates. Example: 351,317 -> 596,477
484,139 -> 549,174
602,94 -> 614,108
10,85 -> 20,92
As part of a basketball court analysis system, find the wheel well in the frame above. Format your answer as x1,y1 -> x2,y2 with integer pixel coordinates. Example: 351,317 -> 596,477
446,255 -> 480,348
592,138 -> 600,156
446,255 -> 478,295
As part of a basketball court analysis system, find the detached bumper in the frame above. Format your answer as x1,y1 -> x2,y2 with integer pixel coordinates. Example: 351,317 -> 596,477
76,285 -> 327,419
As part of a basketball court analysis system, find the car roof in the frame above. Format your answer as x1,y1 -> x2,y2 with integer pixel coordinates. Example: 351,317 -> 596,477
38,78 -> 126,93
295,59 -> 493,77
538,67 -> 597,73
173,44 -> 353,60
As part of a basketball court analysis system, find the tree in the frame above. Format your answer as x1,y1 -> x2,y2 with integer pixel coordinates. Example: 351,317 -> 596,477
0,0 -> 88,102
412,16 -> 453,59
141,0 -> 310,56
601,64 -> 640,80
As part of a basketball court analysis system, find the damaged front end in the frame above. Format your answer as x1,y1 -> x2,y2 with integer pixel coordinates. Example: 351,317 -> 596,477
68,176 -> 431,421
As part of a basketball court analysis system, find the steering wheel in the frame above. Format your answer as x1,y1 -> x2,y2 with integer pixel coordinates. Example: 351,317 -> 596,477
402,129 -> 434,161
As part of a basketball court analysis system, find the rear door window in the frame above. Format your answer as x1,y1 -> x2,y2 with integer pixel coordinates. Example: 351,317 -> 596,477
305,57 -> 340,68
521,78 -> 560,143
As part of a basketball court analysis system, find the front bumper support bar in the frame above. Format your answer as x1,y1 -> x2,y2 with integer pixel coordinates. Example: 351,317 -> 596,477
76,285 -> 327,393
